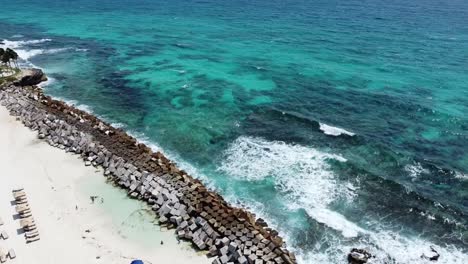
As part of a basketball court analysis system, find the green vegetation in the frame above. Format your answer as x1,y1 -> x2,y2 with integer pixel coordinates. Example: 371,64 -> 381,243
0,48 -> 19,68
0,47 -> 21,85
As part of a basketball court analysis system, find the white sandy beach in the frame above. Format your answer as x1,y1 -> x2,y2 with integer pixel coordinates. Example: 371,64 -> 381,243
0,105 -> 210,264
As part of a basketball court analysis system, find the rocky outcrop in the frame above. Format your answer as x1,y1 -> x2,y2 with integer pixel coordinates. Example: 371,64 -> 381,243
0,83 -> 297,264
14,68 -> 47,86
348,248 -> 372,264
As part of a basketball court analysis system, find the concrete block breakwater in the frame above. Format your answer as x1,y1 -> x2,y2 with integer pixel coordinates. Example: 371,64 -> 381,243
0,83 -> 297,264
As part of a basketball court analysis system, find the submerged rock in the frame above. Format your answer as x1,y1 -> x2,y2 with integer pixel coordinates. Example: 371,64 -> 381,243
348,248 -> 372,264
421,246 -> 440,262
14,68 -> 47,86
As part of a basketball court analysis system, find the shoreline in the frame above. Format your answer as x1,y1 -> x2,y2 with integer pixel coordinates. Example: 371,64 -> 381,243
0,105 -> 208,264
0,76 -> 296,264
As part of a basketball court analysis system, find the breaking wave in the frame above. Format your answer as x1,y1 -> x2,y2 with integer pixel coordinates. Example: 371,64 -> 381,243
405,162 -> 429,180
319,123 -> 355,137
218,136 -> 468,264
0,38 -> 52,48
1,38 -> 84,61
218,136 -> 357,235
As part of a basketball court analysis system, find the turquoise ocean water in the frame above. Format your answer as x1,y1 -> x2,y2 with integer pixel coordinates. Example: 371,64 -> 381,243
1,0 -> 467,263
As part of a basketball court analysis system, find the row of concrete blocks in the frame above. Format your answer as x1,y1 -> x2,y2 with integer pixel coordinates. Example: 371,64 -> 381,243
0,87 -> 294,264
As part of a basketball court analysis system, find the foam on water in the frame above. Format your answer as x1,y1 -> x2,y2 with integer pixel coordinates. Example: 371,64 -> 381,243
296,221 -> 468,264
218,136 -> 468,263
219,136 -> 357,233
52,97 -> 94,113
307,208 -> 364,238
15,49 -> 44,60
454,171 -> 467,180
363,229 -> 468,264
0,38 -> 51,48
405,162 -> 429,180
1,38 -> 84,61
38,76 -> 55,88
319,123 -> 355,137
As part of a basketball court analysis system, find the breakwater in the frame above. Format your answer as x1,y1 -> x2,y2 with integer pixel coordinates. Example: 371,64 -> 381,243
0,81 -> 296,264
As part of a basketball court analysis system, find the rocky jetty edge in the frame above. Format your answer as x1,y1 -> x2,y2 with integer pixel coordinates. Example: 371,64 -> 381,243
0,69 -> 297,264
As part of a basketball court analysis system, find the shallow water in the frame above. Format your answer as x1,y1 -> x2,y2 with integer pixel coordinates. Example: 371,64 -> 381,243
1,0 -> 467,263
77,167 -> 165,248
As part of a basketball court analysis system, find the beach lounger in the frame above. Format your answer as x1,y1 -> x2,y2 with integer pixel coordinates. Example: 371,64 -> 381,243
12,187 -> 24,193
24,224 -> 37,231
8,249 -> 15,259
13,195 -> 25,201
25,230 -> 39,238
14,196 -> 27,202
0,231 -> 8,240
20,218 -> 35,227
21,212 -> 32,218
0,248 -> 7,262
21,209 -> 32,215
25,229 -> 39,235
16,200 -> 28,205
21,209 -> 32,214
19,207 -> 32,214
13,191 -> 26,197
15,196 -> 29,203
26,235 -> 40,243
21,223 -> 36,229
15,204 -> 30,213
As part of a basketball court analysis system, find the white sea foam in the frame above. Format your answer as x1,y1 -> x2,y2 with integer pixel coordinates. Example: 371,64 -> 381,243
405,162 -> 429,180
0,38 -> 51,49
454,171 -> 467,180
307,208 -> 365,238
15,47 -> 77,60
319,123 -> 355,136
15,49 -> 45,60
1,38 -> 83,62
218,136 -> 358,237
52,97 -> 94,114
38,76 -> 56,88
362,230 -> 468,264
297,225 -> 468,264
218,136 -> 468,264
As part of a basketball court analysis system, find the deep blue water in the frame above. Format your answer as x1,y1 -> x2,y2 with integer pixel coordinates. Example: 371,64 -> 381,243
1,0 -> 467,263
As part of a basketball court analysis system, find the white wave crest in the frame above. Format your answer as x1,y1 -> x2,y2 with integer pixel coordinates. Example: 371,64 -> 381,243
1,38 -> 84,61
38,76 -> 55,88
297,224 -> 468,264
405,162 -> 429,180
52,97 -> 94,113
364,230 -> 468,264
308,208 -> 365,238
15,47 -> 77,60
319,123 -> 355,136
218,136 -> 358,237
0,38 -> 51,49
454,171 -> 467,180
15,49 -> 45,60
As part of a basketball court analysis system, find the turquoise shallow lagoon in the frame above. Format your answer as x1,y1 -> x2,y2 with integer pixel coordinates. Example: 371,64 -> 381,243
1,0 -> 467,263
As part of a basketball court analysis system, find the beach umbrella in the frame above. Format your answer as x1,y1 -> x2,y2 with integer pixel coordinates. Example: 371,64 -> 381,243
131,260 -> 144,264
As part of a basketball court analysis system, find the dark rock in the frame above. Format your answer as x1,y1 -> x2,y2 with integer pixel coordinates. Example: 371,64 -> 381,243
348,248 -> 372,264
14,69 -> 48,86
421,246 -> 440,262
